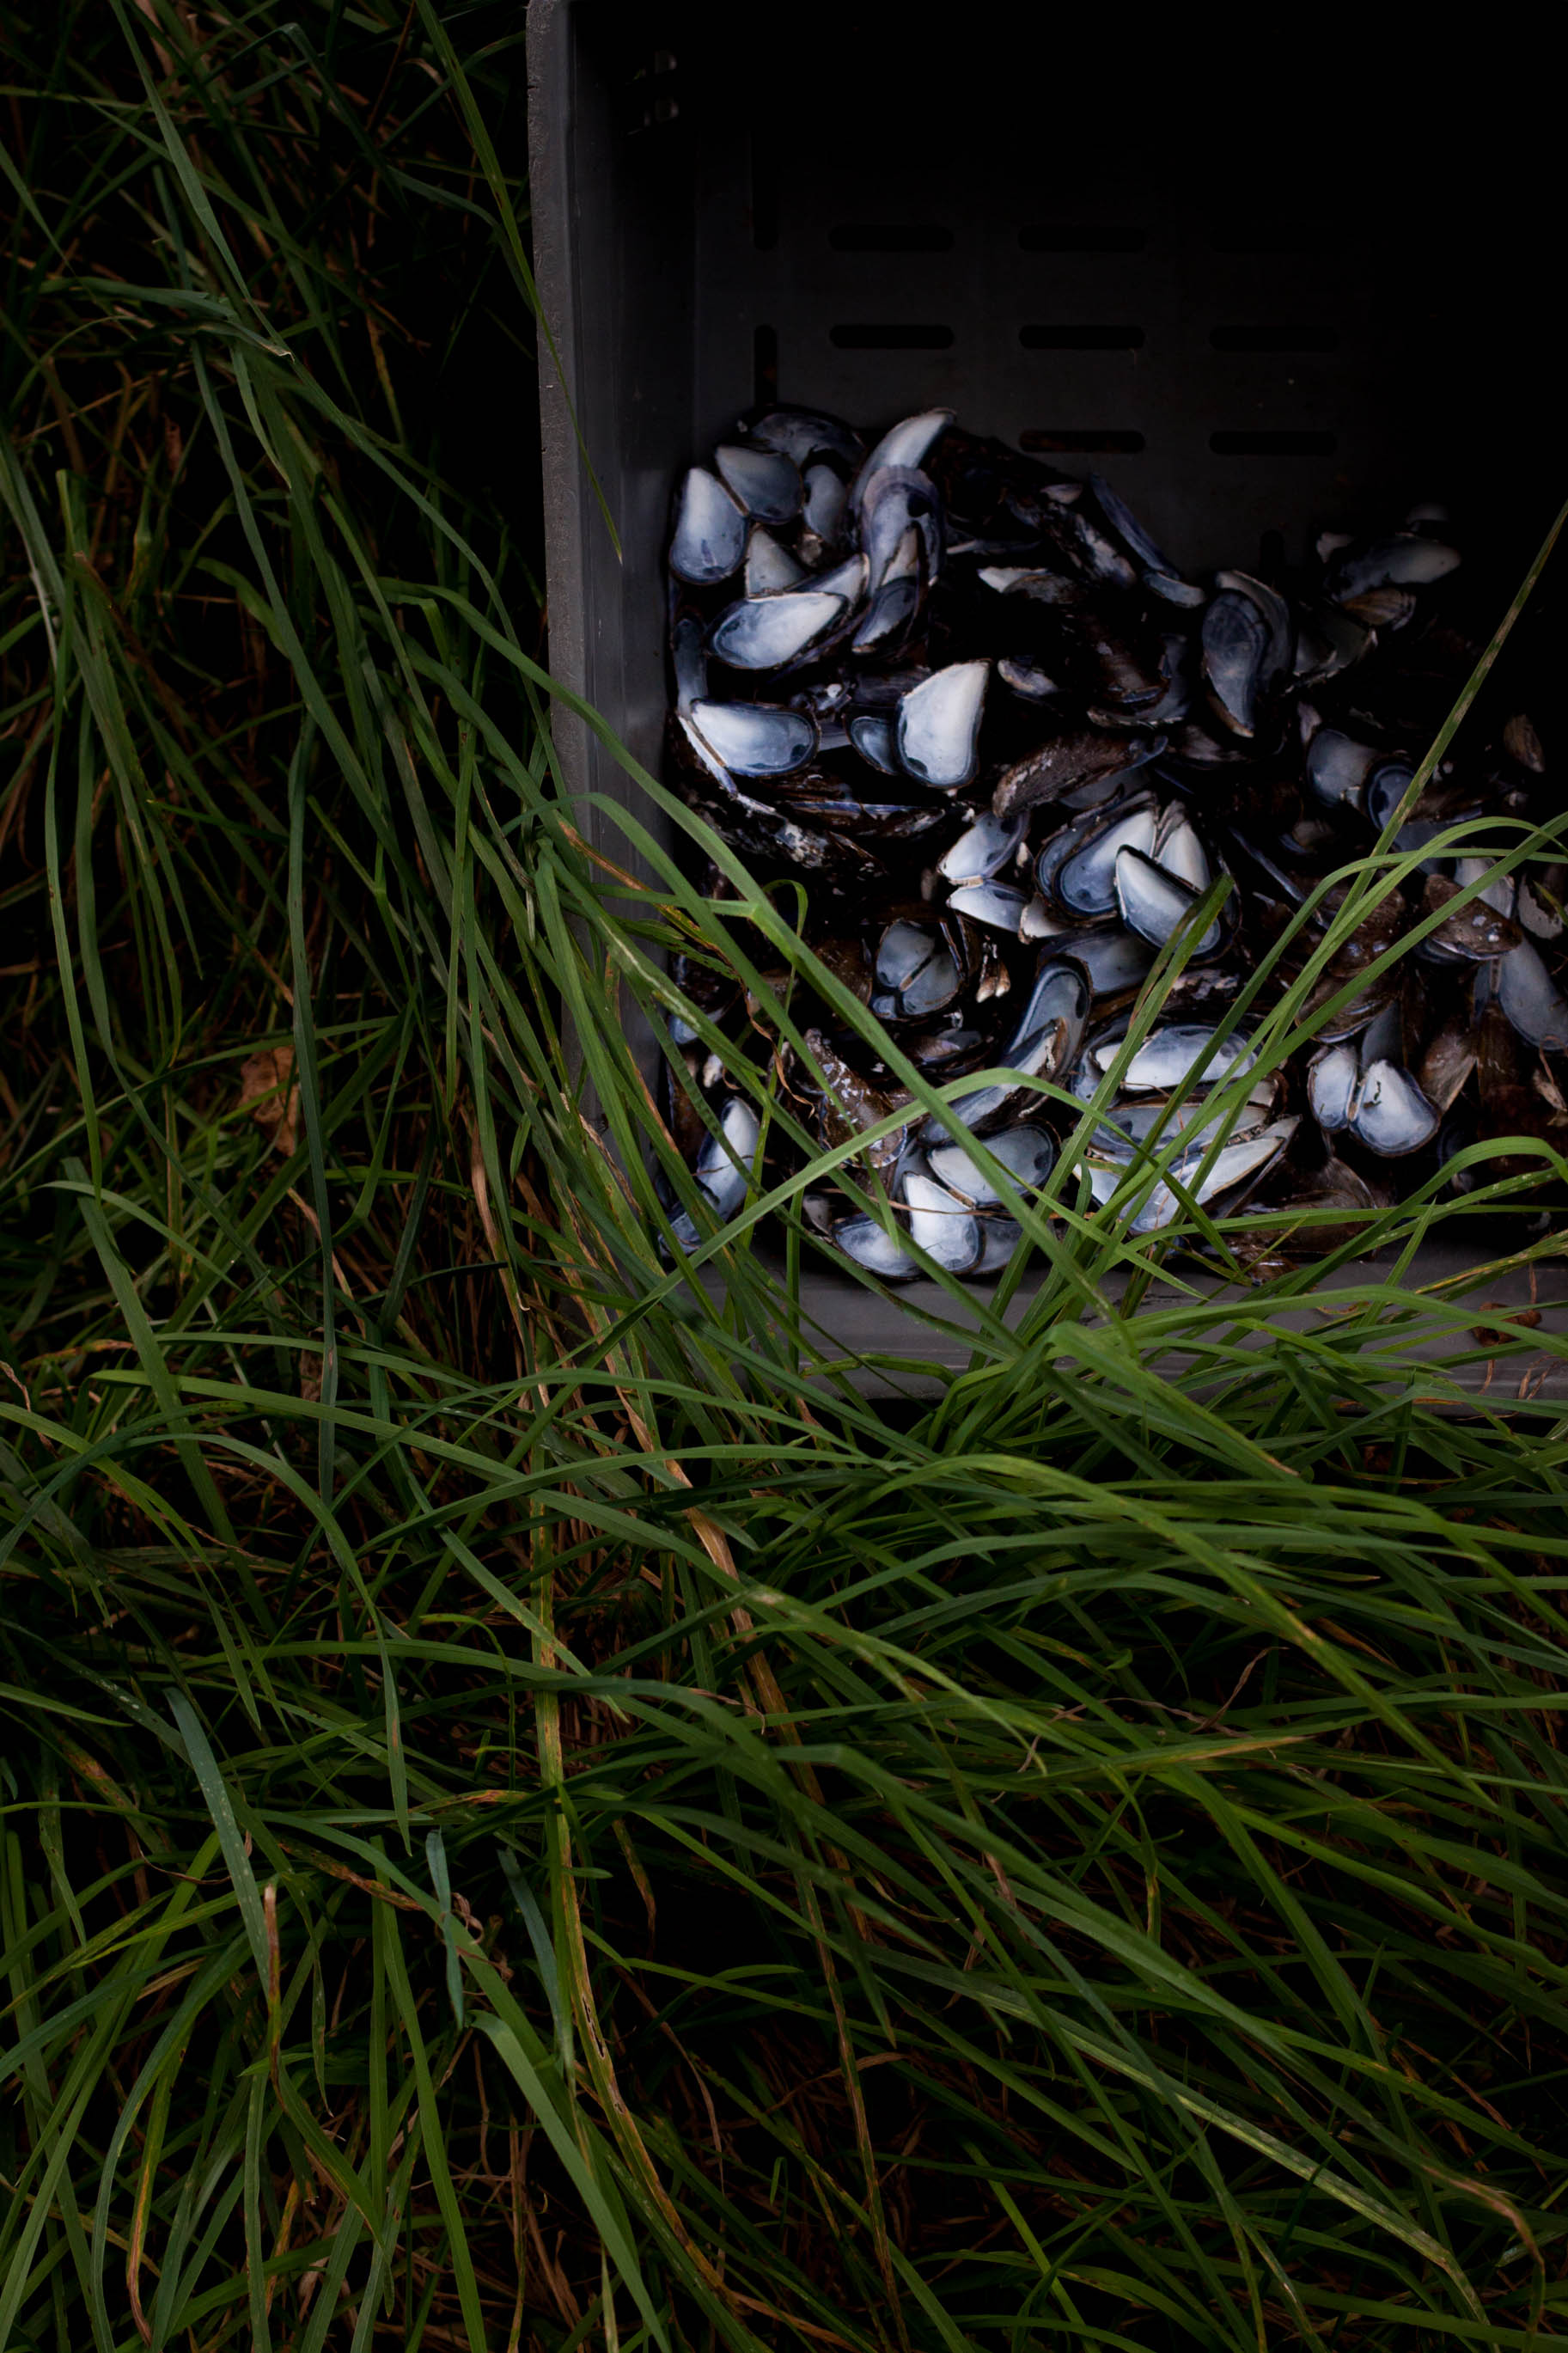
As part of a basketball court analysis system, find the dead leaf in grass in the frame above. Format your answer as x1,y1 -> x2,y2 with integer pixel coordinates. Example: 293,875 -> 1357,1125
239,1047 -> 298,1156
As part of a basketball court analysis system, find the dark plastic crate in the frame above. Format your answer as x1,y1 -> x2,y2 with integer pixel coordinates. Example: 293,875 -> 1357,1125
525,0 -> 1565,1388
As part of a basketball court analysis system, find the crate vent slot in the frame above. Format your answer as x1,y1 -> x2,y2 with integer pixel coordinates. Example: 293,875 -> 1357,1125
829,223 -> 953,252
1211,431 -> 1338,455
1211,323 -> 1340,351
1211,224 -> 1346,254
1021,429 -> 1145,455
753,323 -> 778,410
830,324 -> 955,351
1021,324 -> 1145,351
1020,224 -> 1146,253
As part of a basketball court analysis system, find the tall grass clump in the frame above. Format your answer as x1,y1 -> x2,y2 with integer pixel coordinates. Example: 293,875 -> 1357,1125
4,6 -> 1568,2350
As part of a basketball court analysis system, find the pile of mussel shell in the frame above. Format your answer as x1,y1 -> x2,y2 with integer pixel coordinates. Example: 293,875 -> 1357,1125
661,406 -> 1566,1280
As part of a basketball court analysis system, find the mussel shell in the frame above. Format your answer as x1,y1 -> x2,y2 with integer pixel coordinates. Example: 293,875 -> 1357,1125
689,700 -> 817,778
670,467 -> 747,585
927,1122 -> 1058,1206
853,409 -> 956,513
1126,1116 -> 1298,1235
901,1170 -> 983,1273
709,585 -> 851,671
746,406 -> 864,468
1080,1023 -> 1257,1098
897,661 -> 990,790
1351,1061 -> 1440,1156
945,881 -> 1028,933
993,730 -> 1162,821
1044,793 -> 1158,919
744,526 -> 807,595
1329,533 -> 1461,599
1306,727 -> 1377,812
1114,849 -> 1223,957
1308,1040 -> 1359,1132
1497,940 -> 1568,1051
937,810 -> 1029,887
833,1212 -> 918,1281
714,442 -> 802,523
1200,590 -> 1268,737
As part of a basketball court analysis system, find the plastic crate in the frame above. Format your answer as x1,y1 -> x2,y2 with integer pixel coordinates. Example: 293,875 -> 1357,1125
525,0 -> 1564,1388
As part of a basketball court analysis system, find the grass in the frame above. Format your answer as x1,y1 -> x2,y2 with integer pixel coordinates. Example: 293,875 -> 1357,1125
3,5 -> 1568,2350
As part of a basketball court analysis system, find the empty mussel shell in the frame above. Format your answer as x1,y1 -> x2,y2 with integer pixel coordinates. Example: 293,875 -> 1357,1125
902,1170 -> 983,1273
1127,1116 -> 1298,1234
747,406 -> 864,468
833,1212 -> 918,1281
897,661 -> 990,789
946,881 -> 1028,933
1329,533 -> 1461,600
670,467 -> 747,585
1306,727 -> 1378,811
709,587 -> 848,672
937,810 -> 1028,887
1309,1039 -> 1360,1132
873,916 -> 966,1020
1351,1061 -> 1440,1156
1055,925 -> 1157,1000
689,700 -> 817,778
927,1122 -> 1058,1205
802,461 -> 851,542
848,712 -> 901,775
1114,848 -> 1223,957
1086,1024 -> 1257,1097
1047,793 -> 1158,918
671,610 -> 708,712
998,658 -> 1060,700
1497,940 -> 1568,1051
714,442 -> 802,523
853,409 -> 955,512
745,526 -> 807,595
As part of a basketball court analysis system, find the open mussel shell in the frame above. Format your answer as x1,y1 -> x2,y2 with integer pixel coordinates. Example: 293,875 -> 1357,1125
710,585 -> 849,671
914,960 -> 1090,1147
897,660 -> 989,789
1037,791 -> 1157,918
945,881 -> 1029,933
746,405 -> 864,468
1052,925 -> 1157,1000
744,526 -> 807,595
1201,588 -> 1270,736
667,1096 -> 761,1252
852,408 -> 955,511
670,467 -> 747,585
901,1170 -> 984,1273
938,810 -> 1029,887
689,700 -> 816,778
1114,849 -> 1223,958
1351,1061 -> 1440,1156
1497,940 -> 1568,1050
926,1121 -> 1058,1206
714,442 -> 802,523
872,914 -> 967,1021
1125,1116 -> 1299,1236
1327,531 -> 1461,600
1306,726 -> 1377,812
1077,1022 -> 1257,1100
833,1210 -> 919,1282
1309,1040 -> 1359,1132
1089,1079 -> 1280,1167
